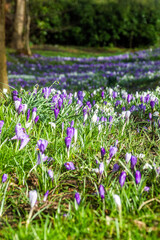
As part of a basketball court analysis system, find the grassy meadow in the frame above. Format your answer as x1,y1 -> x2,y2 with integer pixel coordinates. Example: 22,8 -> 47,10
0,47 -> 160,239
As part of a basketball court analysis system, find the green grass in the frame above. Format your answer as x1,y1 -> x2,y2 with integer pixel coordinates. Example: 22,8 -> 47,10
1,47 -> 160,239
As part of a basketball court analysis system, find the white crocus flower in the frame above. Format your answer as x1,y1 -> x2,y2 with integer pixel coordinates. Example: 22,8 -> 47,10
29,190 -> 37,208
113,194 -> 121,209
92,113 -> 97,123
125,152 -> 131,163
84,114 -> 88,122
49,122 -> 56,129
125,111 -> 131,123
143,163 -> 153,170
74,129 -> 78,144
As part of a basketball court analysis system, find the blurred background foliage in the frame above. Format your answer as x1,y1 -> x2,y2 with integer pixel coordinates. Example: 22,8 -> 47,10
6,0 -> 160,48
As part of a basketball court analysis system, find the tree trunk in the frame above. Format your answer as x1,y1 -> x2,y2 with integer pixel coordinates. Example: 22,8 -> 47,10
11,0 -> 31,56
0,0 -> 9,93
23,0 -> 31,55
11,0 -> 25,51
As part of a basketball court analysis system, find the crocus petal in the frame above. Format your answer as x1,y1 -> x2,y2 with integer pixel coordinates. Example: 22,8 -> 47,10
29,190 -> 37,208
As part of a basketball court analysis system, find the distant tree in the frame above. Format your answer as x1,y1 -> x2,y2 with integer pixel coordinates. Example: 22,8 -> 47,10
0,0 -> 9,93
11,0 -> 31,55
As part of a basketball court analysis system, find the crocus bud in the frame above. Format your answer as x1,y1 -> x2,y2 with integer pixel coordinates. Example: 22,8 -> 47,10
112,163 -> 120,172
144,186 -> 150,192
92,113 -> 97,123
70,120 -> 74,128
0,120 -> 4,134
99,162 -> 104,175
101,91 -> 105,99
125,152 -> 131,163
109,146 -> 117,159
99,185 -> 105,199
26,109 -> 30,122
14,98 -> 22,111
101,147 -> 106,159
150,101 -> 155,109
34,116 -> 39,124
48,169 -> 54,179
54,108 -> 59,120
125,111 -> 131,122
65,137 -> 71,149
43,190 -> 49,202
2,173 -> 7,183
119,171 -> 127,187
113,194 -> 121,209
32,107 -> 37,121
74,129 -> 78,144
131,155 -> 137,169
29,190 -> 37,208
127,94 -> 132,103
75,192 -> 81,205
135,170 -> 141,184
149,113 -> 152,120
67,127 -> 75,139
109,116 -> 113,123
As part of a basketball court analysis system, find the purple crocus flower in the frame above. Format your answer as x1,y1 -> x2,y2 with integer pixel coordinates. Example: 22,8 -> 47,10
112,91 -> 117,99
135,170 -> 141,184
48,169 -> 54,179
58,98 -> 63,109
65,137 -> 71,149
99,162 -> 104,175
42,87 -> 51,99
109,116 -> 113,123
11,123 -> 30,150
75,192 -> 81,205
144,186 -> 150,192
119,171 -> 127,187
77,91 -> 84,102
115,100 -> 121,107
43,190 -> 49,201
54,108 -> 59,120
150,101 -> 155,109
131,155 -> 137,169
101,91 -> 105,99
66,127 -> 75,139
127,94 -> 132,103
32,107 -> 37,121
14,98 -> 22,111
149,113 -> 152,120
0,120 -> 4,134
99,185 -> 105,199
70,120 -> 74,128
112,163 -> 120,172
19,137 -> 30,151
101,147 -> 106,159
37,139 -> 48,153
34,115 -> 39,124
64,161 -> 76,170
109,146 -> 117,159
37,153 -> 48,165
2,174 -> 7,183
93,100 -> 96,105
26,109 -> 30,122
12,90 -> 18,100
